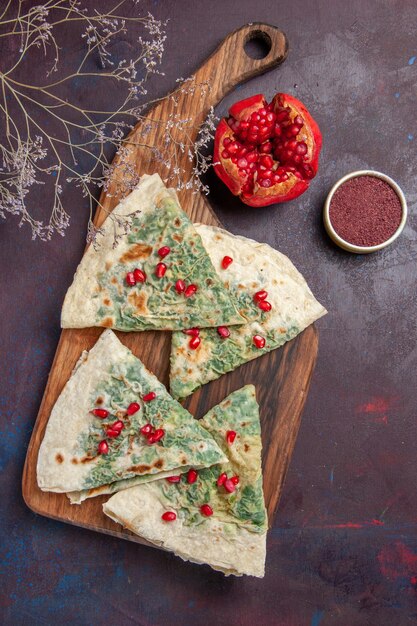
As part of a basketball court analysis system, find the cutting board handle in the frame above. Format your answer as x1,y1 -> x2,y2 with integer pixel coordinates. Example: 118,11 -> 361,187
192,23 -> 288,109
95,23 -> 288,226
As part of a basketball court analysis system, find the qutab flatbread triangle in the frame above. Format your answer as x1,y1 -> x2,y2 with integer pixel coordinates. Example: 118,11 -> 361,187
170,224 -> 327,399
61,174 -> 244,331
103,385 -> 267,577
37,330 -> 227,494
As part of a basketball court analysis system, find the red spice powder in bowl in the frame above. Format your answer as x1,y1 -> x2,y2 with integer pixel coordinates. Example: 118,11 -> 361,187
323,170 -> 407,253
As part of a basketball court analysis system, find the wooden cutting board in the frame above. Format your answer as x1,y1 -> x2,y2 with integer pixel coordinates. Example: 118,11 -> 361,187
23,24 -> 319,547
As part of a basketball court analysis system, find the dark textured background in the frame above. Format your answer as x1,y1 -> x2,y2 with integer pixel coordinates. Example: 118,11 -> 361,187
1,1 -> 417,624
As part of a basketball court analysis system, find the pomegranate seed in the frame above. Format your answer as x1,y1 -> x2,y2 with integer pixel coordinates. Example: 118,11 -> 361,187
217,326 -> 230,339
187,469 -> 198,484
228,142 -> 239,155
175,279 -> 185,294
152,428 -> 165,442
259,300 -> 272,312
91,409 -> 109,419
111,420 -> 124,432
184,284 -> 197,298
155,262 -> 167,278
260,179 -> 271,188
259,154 -> 274,168
143,392 -> 156,402
231,475 -> 240,485
222,150 -> 230,158
140,423 -> 153,435
253,335 -> 266,349
261,169 -> 273,179
221,255 -> 233,269
217,472 -> 227,487
237,157 -> 248,169
259,141 -> 273,154
253,289 -> 268,303
133,268 -> 146,283
161,511 -> 176,522
106,428 -> 120,438
223,137 -> 231,146
126,402 -> 140,415
226,430 -> 236,444
158,246 -> 171,258
200,504 -> 213,517
189,336 -> 201,350
98,440 -> 109,455
182,327 -> 200,337
224,479 -> 236,493
147,434 -> 157,444
125,272 -> 136,286
294,115 -> 304,126
166,475 -> 181,483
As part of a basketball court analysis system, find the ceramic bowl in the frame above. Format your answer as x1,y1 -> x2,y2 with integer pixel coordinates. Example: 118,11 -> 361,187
323,170 -> 407,254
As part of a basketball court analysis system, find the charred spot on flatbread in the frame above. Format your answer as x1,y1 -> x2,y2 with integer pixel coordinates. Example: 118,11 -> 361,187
153,459 -> 164,470
96,396 -> 104,405
128,291 -> 149,315
55,453 -> 64,464
105,261 -> 112,271
128,464 -> 151,474
101,317 -> 114,328
71,458 -> 78,464
174,217 -> 181,227
244,443 -> 250,452
120,243 -> 153,262
81,455 -> 96,464
103,298 -> 111,306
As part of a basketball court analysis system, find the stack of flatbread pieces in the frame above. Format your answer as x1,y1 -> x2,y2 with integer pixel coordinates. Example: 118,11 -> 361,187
104,384 -> 267,577
37,172 -> 326,577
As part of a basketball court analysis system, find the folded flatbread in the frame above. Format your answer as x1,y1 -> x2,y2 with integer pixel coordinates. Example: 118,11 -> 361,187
37,330 -> 227,494
61,174 -> 243,331
170,225 -> 327,399
104,385 -> 267,577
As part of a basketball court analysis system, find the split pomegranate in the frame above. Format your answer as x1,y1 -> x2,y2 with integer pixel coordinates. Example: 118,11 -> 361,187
214,93 -> 322,207
161,511 -> 177,521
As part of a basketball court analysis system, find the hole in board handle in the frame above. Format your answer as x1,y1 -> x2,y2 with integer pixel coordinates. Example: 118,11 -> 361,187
244,30 -> 272,60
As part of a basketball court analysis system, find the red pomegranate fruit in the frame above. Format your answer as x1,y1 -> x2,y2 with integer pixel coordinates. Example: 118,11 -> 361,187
213,93 -> 322,207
